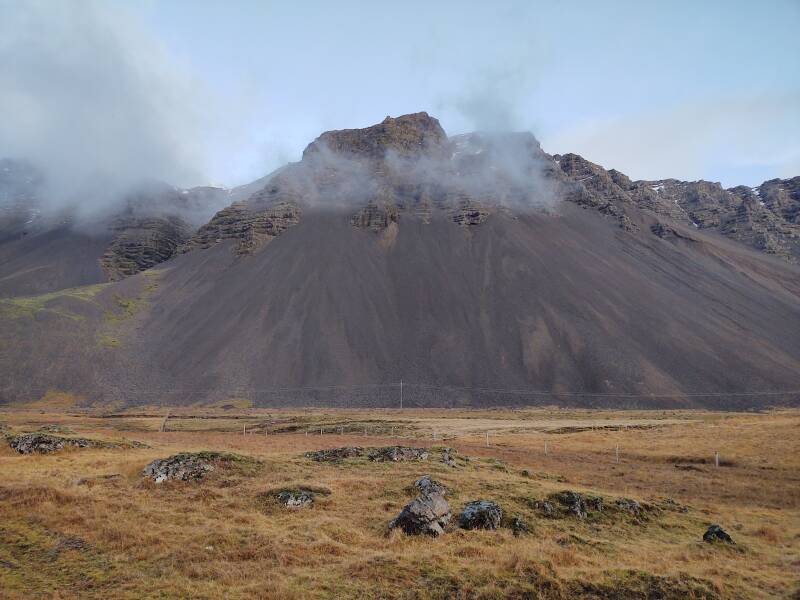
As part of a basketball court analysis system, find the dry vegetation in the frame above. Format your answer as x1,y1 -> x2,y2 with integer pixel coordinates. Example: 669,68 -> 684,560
0,407 -> 798,599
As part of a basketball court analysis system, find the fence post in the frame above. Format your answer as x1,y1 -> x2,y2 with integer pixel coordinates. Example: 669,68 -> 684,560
243,425 -> 246,435
715,451 -> 720,468
485,431 -> 489,447
615,444 -> 619,464
544,441 -> 548,456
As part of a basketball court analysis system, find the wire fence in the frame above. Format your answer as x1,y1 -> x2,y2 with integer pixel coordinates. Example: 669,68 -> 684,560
2,381 -> 799,409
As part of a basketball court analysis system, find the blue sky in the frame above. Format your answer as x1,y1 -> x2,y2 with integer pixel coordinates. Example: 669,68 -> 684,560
2,0 -> 798,190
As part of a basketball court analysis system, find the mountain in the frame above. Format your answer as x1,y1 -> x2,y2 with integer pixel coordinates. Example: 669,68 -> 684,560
1,113 -> 799,409
0,161 -> 265,296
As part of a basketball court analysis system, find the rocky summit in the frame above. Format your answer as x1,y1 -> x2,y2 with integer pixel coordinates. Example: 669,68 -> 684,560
1,113 -> 799,409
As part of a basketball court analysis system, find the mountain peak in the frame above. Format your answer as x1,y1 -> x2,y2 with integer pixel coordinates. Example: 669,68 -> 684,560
302,111 -> 448,161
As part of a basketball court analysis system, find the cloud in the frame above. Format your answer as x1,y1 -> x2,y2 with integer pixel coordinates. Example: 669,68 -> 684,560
0,0 -> 213,217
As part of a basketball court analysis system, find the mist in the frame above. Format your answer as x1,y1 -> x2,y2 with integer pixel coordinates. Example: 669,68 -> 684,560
0,0 -> 211,219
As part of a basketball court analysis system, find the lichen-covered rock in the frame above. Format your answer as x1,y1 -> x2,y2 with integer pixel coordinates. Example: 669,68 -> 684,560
8,433 -> 97,454
511,516 -> 529,537
616,498 -> 642,516
441,447 -> 458,468
586,496 -> 604,512
458,500 -> 502,530
304,447 -> 364,462
534,500 -> 556,517
389,492 -> 451,537
367,446 -> 429,462
276,489 -> 315,508
414,475 -> 447,496
141,452 -> 252,483
703,524 -> 735,544
552,491 -> 588,519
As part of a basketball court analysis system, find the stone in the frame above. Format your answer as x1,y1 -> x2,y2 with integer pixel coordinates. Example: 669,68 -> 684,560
277,489 -> 315,508
615,498 -> 642,516
414,475 -> 447,496
304,447 -> 364,462
703,524 -> 735,544
552,491 -> 588,519
390,492 -> 451,537
142,453 -> 216,483
534,500 -> 556,517
367,446 -> 429,462
511,516 -> 529,537
458,500 -> 502,530
441,447 -> 458,467
8,433 -> 96,455
586,496 -> 604,512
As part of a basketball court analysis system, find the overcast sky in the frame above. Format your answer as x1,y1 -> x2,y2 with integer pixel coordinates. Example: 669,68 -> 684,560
1,0 -> 798,191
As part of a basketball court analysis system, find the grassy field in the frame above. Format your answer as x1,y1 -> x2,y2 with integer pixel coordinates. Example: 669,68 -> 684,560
0,407 -> 798,599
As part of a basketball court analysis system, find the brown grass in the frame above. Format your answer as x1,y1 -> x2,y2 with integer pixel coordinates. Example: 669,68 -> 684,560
0,407 -> 798,599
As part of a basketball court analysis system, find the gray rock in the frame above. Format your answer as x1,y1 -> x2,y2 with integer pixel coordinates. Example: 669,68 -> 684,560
615,498 -> 642,515
703,524 -> 735,544
390,492 -> 451,537
368,446 -> 429,462
553,491 -> 588,519
277,489 -> 315,508
586,496 -> 604,512
511,516 -> 529,537
8,433 -> 95,455
304,447 -> 364,462
459,500 -> 502,530
535,500 -> 556,517
441,447 -> 457,467
414,475 -> 447,496
142,453 -> 215,483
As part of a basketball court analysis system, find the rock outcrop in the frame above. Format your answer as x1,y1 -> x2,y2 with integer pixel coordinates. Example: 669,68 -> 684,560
101,216 -> 192,280
367,446 -> 429,462
304,447 -> 364,462
8,433 -> 99,454
458,500 -> 502,530
276,489 -> 315,508
182,201 -> 300,255
142,453 -> 215,483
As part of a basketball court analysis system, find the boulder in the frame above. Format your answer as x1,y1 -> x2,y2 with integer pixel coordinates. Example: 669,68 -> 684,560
8,433 -> 95,455
459,500 -> 502,530
368,446 -> 429,462
414,475 -> 447,496
703,524 -> 735,544
304,447 -> 364,462
277,489 -> 315,508
142,453 -> 215,483
390,492 -> 451,537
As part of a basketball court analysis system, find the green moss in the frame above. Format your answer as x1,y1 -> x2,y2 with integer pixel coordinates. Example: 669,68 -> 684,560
0,283 -> 107,320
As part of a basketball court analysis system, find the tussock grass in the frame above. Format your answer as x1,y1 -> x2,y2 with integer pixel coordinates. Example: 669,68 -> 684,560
0,408 -> 797,598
